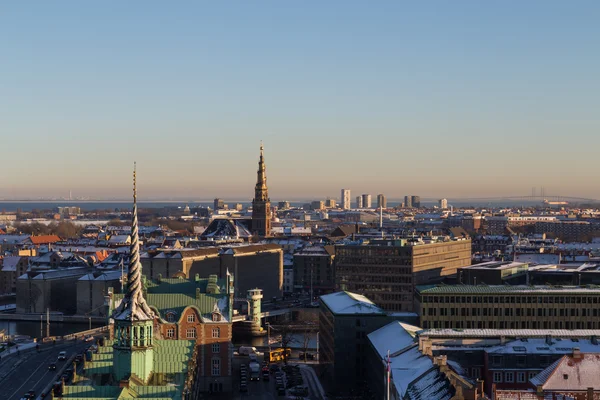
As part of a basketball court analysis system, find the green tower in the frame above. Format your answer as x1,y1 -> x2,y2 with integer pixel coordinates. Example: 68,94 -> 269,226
112,163 -> 155,383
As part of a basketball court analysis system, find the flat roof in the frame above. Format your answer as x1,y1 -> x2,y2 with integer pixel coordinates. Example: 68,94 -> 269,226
417,284 -> 600,294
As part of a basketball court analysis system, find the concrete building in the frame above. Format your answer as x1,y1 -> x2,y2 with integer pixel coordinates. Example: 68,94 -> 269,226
319,291 -> 413,395
417,285 -> 600,330
251,143 -> 272,237
142,245 -> 284,300
361,194 -> 372,208
356,196 -> 363,209
17,267 -> 90,314
341,189 -> 351,210
277,201 -> 290,210
439,198 -> 448,209
325,198 -> 336,209
411,195 -> 421,208
293,245 -> 335,296
76,270 -> 123,316
213,198 -> 225,210
0,255 -> 29,294
335,237 -> 471,312
376,194 -> 386,209
310,200 -> 325,210
404,195 -> 412,208
457,261 -> 529,285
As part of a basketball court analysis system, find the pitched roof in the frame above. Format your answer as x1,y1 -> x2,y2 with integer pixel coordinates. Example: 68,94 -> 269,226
320,291 -> 384,315
28,235 -> 61,245
368,321 -> 418,359
530,353 -> 600,391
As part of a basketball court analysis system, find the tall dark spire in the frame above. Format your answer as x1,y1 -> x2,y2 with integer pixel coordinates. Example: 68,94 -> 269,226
254,141 -> 269,202
251,142 -> 272,237
113,162 -> 154,321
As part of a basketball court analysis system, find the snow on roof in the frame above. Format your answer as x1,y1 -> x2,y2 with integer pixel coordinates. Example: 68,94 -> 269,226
404,367 -> 453,400
390,346 -> 435,397
532,354 -> 600,391
487,338 -> 600,355
320,291 -> 384,315
368,321 -> 417,359
1,256 -> 21,271
418,284 -> 600,294
422,329 -> 600,338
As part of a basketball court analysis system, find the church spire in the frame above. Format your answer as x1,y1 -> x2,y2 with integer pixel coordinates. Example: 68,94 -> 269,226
254,141 -> 269,202
113,162 -> 154,322
251,142 -> 272,237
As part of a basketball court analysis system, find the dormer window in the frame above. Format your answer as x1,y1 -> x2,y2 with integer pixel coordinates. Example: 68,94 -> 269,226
166,312 -> 176,323
212,313 -> 221,322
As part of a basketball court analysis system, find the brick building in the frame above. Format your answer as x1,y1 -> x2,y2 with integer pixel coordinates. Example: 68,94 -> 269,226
111,273 -> 234,393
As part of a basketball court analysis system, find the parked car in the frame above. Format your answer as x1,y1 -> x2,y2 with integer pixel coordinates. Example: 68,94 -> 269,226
57,351 -> 67,361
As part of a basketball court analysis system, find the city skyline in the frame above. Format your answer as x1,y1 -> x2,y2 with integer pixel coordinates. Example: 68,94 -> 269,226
3,2 -> 600,199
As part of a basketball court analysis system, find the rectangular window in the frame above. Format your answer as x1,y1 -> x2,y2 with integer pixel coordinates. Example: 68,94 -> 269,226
212,343 -> 220,353
212,328 -> 220,338
517,372 -> 526,383
212,358 -> 220,376
166,328 -> 174,338
528,371 -> 537,379
187,314 -> 195,323
505,372 -> 514,383
493,372 -> 502,383
186,328 -> 196,339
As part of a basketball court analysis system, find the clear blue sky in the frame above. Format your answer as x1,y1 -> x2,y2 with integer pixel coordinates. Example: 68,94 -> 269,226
2,1 -> 599,200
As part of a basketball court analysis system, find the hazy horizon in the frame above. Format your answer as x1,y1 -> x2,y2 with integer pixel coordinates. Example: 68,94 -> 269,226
2,2 -> 599,199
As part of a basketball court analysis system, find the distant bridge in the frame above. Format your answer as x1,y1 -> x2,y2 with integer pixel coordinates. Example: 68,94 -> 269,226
425,195 -> 600,204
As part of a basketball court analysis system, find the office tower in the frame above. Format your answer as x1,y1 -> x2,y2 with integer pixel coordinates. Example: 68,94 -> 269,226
311,200 -> 325,210
326,198 -> 336,209
411,195 -> 421,208
362,194 -> 372,208
278,201 -> 290,210
251,143 -> 272,237
404,196 -> 412,208
214,198 -> 225,210
335,238 -> 471,312
377,194 -> 387,209
439,198 -> 448,209
356,196 -> 363,208
341,189 -> 351,210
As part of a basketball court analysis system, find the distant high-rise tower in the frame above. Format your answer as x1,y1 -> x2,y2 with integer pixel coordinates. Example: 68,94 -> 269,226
214,198 -> 225,210
251,143 -> 272,237
356,196 -> 363,208
439,198 -> 448,209
362,194 -> 372,208
341,189 -> 351,210
377,194 -> 387,209
404,196 -> 412,208
411,195 -> 421,208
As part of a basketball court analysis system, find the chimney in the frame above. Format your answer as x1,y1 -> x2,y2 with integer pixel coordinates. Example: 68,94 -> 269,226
195,273 -> 200,283
588,387 -> 594,399
573,347 -> 582,359
477,379 -> 484,399
500,335 -> 506,345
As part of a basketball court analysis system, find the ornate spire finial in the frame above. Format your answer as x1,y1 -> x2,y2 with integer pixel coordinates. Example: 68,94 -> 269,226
133,161 -> 137,203
112,163 -> 154,322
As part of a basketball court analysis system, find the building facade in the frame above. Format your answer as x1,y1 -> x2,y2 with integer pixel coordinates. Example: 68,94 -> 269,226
356,196 -> 363,208
335,238 -> 471,312
361,194 -> 372,208
341,189 -> 351,210
376,194 -> 386,209
417,285 -> 600,330
293,245 -> 335,295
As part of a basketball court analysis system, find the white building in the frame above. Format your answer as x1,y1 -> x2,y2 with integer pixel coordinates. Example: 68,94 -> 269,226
439,198 -> 448,209
341,189 -> 351,210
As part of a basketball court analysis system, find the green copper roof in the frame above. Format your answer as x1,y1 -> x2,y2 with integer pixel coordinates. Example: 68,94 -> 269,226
113,276 -> 229,320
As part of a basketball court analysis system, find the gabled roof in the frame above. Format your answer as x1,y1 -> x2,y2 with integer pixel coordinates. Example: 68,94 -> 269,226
320,291 -> 384,315
367,321 -> 418,359
530,353 -> 600,391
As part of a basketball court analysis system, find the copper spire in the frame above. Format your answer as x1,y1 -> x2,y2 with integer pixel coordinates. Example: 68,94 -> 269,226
254,142 -> 268,202
113,163 -> 154,321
